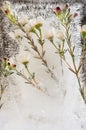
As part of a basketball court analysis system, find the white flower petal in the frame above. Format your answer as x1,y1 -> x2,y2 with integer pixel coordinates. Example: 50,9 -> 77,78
14,29 -> 25,38
18,16 -> 29,26
45,28 -> 55,39
17,52 -> 31,64
57,31 -> 64,40
81,25 -> 86,32
9,32 -> 15,39
36,16 -> 44,24
24,23 -> 31,35
29,19 -> 37,27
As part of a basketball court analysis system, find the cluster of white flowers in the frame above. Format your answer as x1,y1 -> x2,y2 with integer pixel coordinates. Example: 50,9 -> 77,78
24,16 -> 44,34
8,16 -> 44,38
45,28 -> 65,42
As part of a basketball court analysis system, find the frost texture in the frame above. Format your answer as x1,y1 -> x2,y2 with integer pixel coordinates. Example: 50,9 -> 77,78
0,1 -> 86,130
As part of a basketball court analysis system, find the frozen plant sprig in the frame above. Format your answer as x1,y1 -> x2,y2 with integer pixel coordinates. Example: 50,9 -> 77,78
80,25 -> 86,101
15,56 -> 51,95
81,25 -> 86,51
15,21 -> 58,84
29,18 -> 45,57
27,19 -> 57,80
14,55 -> 49,95
0,58 -> 16,108
1,1 -> 58,81
16,58 -> 38,87
51,4 -> 85,102
1,0 -> 52,94
1,1 -> 50,94
17,19 -> 58,81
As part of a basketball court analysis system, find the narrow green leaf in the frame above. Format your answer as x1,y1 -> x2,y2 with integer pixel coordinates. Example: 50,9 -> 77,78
68,67 -> 76,74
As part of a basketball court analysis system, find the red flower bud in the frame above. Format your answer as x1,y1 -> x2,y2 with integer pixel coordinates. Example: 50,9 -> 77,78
65,3 -> 69,9
74,13 -> 78,17
5,9 -> 10,15
54,7 -> 61,14
3,57 -> 7,61
13,64 -> 16,68
8,62 -> 10,66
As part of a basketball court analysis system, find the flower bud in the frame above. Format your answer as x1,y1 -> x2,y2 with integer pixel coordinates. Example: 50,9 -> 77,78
65,3 -> 69,9
4,9 -> 10,15
13,64 -> 16,68
53,7 -> 62,14
3,57 -> 7,61
35,16 -> 44,29
1,1 -> 11,15
74,13 -> 78,17
8,62 -> 10,66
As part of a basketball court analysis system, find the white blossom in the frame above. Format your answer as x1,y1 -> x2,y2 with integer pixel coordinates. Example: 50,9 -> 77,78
76,25 -> 81,32
24,23 -> 32,35
45,28 -> 55,40
9,30 -> 25,39
17,52 -> 31,65
23,17 -> 44,34
57,31 -> 64,40
14,29 -> 25,38
36,16 -> 44,25
9,32 -> 15,39
29,18 -> 37,27
81,25 -> 86,32
18,16 -> 29,26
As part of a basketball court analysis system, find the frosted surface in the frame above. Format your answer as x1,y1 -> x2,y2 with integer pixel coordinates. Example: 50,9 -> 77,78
0,1 -> 86,130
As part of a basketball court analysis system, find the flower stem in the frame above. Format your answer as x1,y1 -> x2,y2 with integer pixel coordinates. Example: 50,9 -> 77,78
0,76 -> 7,109
17,23 -> 57,81
16,70 -> 50,96
51,40 -> 59,52
64,24 -> 86,102
16,70 -> 36,86
24,64 -> 38,85
51,40 -> 75,74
